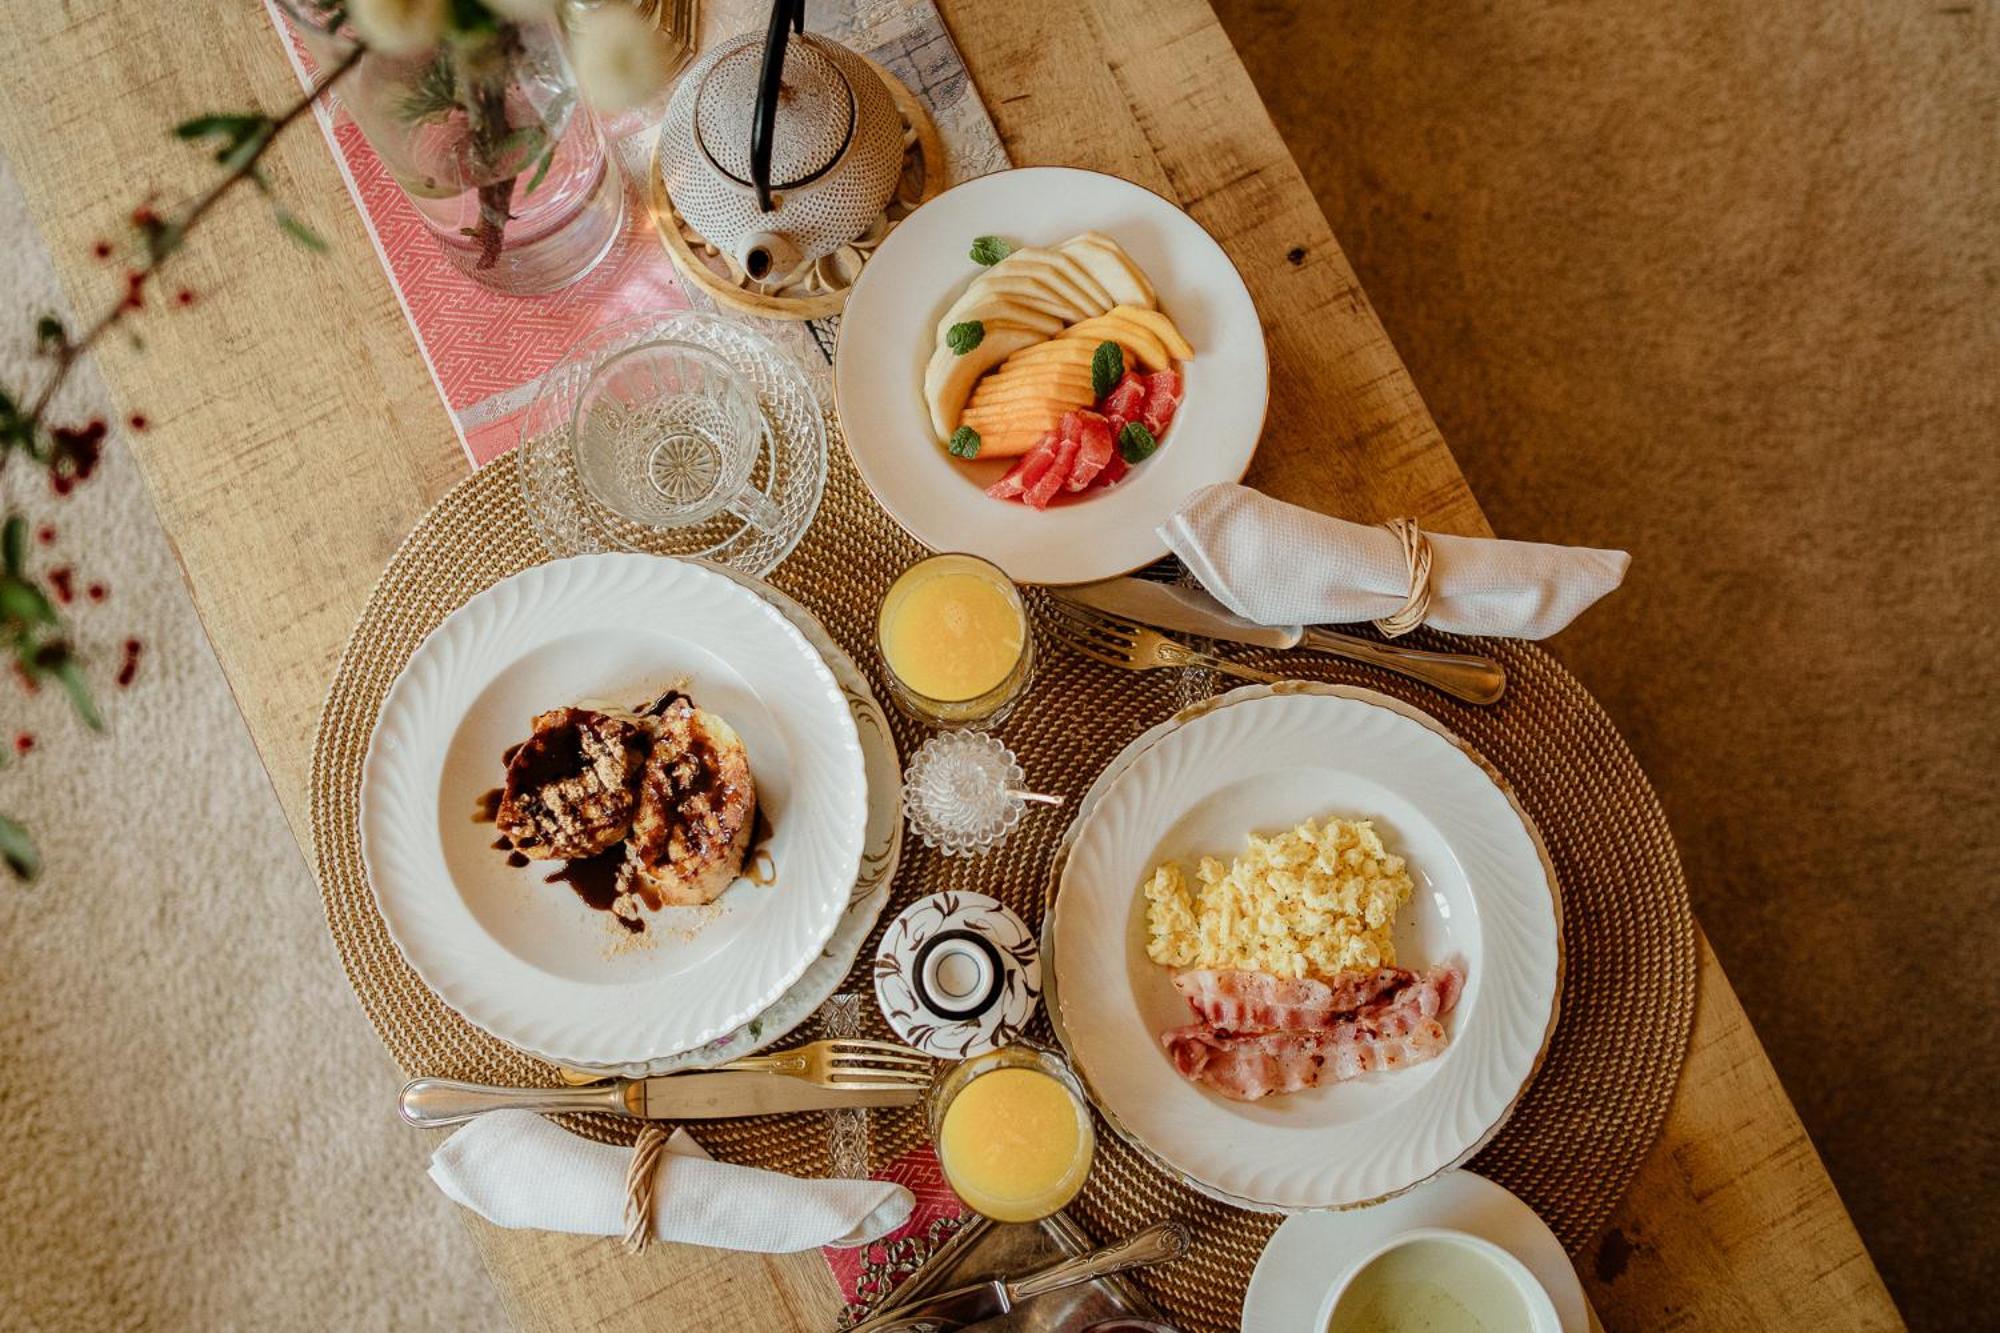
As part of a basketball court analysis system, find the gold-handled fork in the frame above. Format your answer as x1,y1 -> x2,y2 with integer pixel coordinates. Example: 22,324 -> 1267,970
1046,599 -> 1286,685
721,1038 -> 933,1089
555,1038 -> 933,1091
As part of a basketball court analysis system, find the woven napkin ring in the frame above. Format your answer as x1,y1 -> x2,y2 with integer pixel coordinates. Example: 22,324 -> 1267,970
1374,517 -> 1435,638
623,1124 -> 670,1253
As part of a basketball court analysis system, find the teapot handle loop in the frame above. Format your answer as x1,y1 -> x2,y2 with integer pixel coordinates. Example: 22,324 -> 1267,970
750,0 -> 806,214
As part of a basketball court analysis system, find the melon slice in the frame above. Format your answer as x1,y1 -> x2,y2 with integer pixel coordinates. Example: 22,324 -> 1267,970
924,327 -> 1042,440
1057,313 -> 1171,373
1109,305 -> 1194,360
1060,233 -> 1157,309
996,249 -> 1108,322
1012,245 -> 1115,315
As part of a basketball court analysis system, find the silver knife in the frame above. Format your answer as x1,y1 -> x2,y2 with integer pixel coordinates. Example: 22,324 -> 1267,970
397,1071 -> 921,1128
1060,578 -> 1507,705
850,1220 -> 1189,1331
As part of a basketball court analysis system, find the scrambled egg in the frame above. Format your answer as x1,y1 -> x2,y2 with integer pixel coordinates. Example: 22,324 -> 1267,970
1143,817 -> 1414,980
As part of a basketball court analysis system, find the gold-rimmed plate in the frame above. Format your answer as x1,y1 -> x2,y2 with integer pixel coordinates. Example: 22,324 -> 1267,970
1045,683 -> 1563,1212
834,166 -> 1268,585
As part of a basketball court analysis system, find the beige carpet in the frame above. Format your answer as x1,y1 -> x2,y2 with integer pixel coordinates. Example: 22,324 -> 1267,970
0,149 -> 506,1330
1211,3 -> 1999,1329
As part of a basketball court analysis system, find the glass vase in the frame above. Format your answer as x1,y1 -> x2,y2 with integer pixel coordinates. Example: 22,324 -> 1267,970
280,4 -> 625,296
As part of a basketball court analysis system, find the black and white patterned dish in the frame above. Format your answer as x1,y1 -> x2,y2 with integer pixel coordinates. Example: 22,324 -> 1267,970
873,891 -> 1040,1058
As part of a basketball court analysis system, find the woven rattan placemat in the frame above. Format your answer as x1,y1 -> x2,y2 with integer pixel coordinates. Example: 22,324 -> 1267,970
310,446 -> 1695,1332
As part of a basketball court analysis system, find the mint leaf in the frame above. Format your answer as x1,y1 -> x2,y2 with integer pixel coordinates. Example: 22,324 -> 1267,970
1091,340 -> 1124,400
946,320 -> 985,355
969,235 -> 1014,266
1118,421 -> 1158,463
948,426 -> 982,459
0,813 -> 38,881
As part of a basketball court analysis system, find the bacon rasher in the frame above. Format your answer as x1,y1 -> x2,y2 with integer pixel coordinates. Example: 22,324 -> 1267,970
1159,963 -> 1465,1102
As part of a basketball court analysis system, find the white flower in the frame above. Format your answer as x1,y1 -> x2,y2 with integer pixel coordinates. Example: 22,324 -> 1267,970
568,4 -> 673,113
349,0 -> 448,56
483,0 -> 559,19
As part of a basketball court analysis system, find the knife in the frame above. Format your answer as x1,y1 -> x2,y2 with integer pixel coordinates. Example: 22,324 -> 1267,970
850,1220 -> 1189,1332
1059,578 -> 1507,705
397,1071 -> 922,1128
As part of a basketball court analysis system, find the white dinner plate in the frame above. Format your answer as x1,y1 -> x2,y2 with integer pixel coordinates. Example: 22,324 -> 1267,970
359,554 -> 868,1068
1052,688 -> 1561,1210
834,166 -> 1268,585
1242,1170 -> 1594,1332
568,565 -> 901,1078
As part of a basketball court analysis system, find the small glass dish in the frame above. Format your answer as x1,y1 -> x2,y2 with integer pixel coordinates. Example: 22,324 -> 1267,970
518,311 -> 827,576
904,730 -> 1029,857
876,552 -> 1034,727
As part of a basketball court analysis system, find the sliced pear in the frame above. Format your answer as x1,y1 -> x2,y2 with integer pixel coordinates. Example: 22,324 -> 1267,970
1007,246 -> 1114,318
924,327 -> 1043,440
1060,233 -> 1157,310
939,271 -> 1085,335
1108,305 -> 1193,360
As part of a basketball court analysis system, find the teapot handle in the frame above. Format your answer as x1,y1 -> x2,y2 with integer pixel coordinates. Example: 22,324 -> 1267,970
750,0 -> 807,214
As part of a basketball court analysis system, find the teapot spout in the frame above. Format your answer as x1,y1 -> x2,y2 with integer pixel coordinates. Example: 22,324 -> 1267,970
736,231 -> 803,283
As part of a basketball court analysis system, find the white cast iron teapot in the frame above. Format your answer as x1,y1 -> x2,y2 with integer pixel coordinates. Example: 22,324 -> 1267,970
657,0 -> 904,283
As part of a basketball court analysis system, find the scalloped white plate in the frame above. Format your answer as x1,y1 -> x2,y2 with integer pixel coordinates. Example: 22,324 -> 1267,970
566,565 -> 900,1078
1052,689 -> 1560,1211
359,554 -> 867,1068
834,166 -> 1268,585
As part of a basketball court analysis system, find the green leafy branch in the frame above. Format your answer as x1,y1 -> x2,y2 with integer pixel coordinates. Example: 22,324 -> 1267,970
0,42 -> 365,880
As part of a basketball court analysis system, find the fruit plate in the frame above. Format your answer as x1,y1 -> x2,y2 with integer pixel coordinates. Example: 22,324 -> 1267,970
358,553 -> 868,1069
834,166 -> 1268,585
1049,687 -> 1561,1211
565,564 -> 902,1078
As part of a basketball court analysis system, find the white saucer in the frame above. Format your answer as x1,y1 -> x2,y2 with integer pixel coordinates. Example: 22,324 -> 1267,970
1241,1170 -> 1593,1332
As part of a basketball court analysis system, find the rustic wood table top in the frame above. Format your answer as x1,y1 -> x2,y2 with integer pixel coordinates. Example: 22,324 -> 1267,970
0,1 -> 1904,1328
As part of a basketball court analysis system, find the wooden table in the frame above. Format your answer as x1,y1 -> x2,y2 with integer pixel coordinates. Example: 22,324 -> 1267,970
0,2 -> 1904,1328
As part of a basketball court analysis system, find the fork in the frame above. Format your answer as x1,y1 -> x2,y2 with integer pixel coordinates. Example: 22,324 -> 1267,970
719,1038 -> 933,1089
1047,600 -> 1286,686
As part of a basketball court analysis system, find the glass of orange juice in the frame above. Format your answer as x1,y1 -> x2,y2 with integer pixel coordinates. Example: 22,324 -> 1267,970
876,553 -> 1033,727
928,1044 -> 1095,1223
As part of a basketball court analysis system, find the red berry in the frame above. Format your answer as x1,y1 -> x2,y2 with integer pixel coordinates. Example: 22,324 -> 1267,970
86,582 -> 107,603
12,733 -> 32,754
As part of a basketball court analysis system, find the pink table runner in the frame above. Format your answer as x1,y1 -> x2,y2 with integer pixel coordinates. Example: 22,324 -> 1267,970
266,0 -> 1008,1311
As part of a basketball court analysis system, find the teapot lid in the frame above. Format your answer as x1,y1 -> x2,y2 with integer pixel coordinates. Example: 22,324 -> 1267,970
694,37 -> 856,192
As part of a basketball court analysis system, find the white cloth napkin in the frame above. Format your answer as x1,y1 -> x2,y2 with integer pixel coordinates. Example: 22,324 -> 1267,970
428,1111 -> 913,1252
1161,483 -> 1630,639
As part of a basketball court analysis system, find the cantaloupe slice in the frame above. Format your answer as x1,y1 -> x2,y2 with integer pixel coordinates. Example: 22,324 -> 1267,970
969,378 -> 1094,410
1056,315 -> 1170,373
924,327 -> 1043,440
1110,305 -> 1194,360
956,402 -> 1070,458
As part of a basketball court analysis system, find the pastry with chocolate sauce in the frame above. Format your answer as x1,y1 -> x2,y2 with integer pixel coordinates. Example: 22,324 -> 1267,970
619,695 -> 758,908
493,707 -> 650,860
